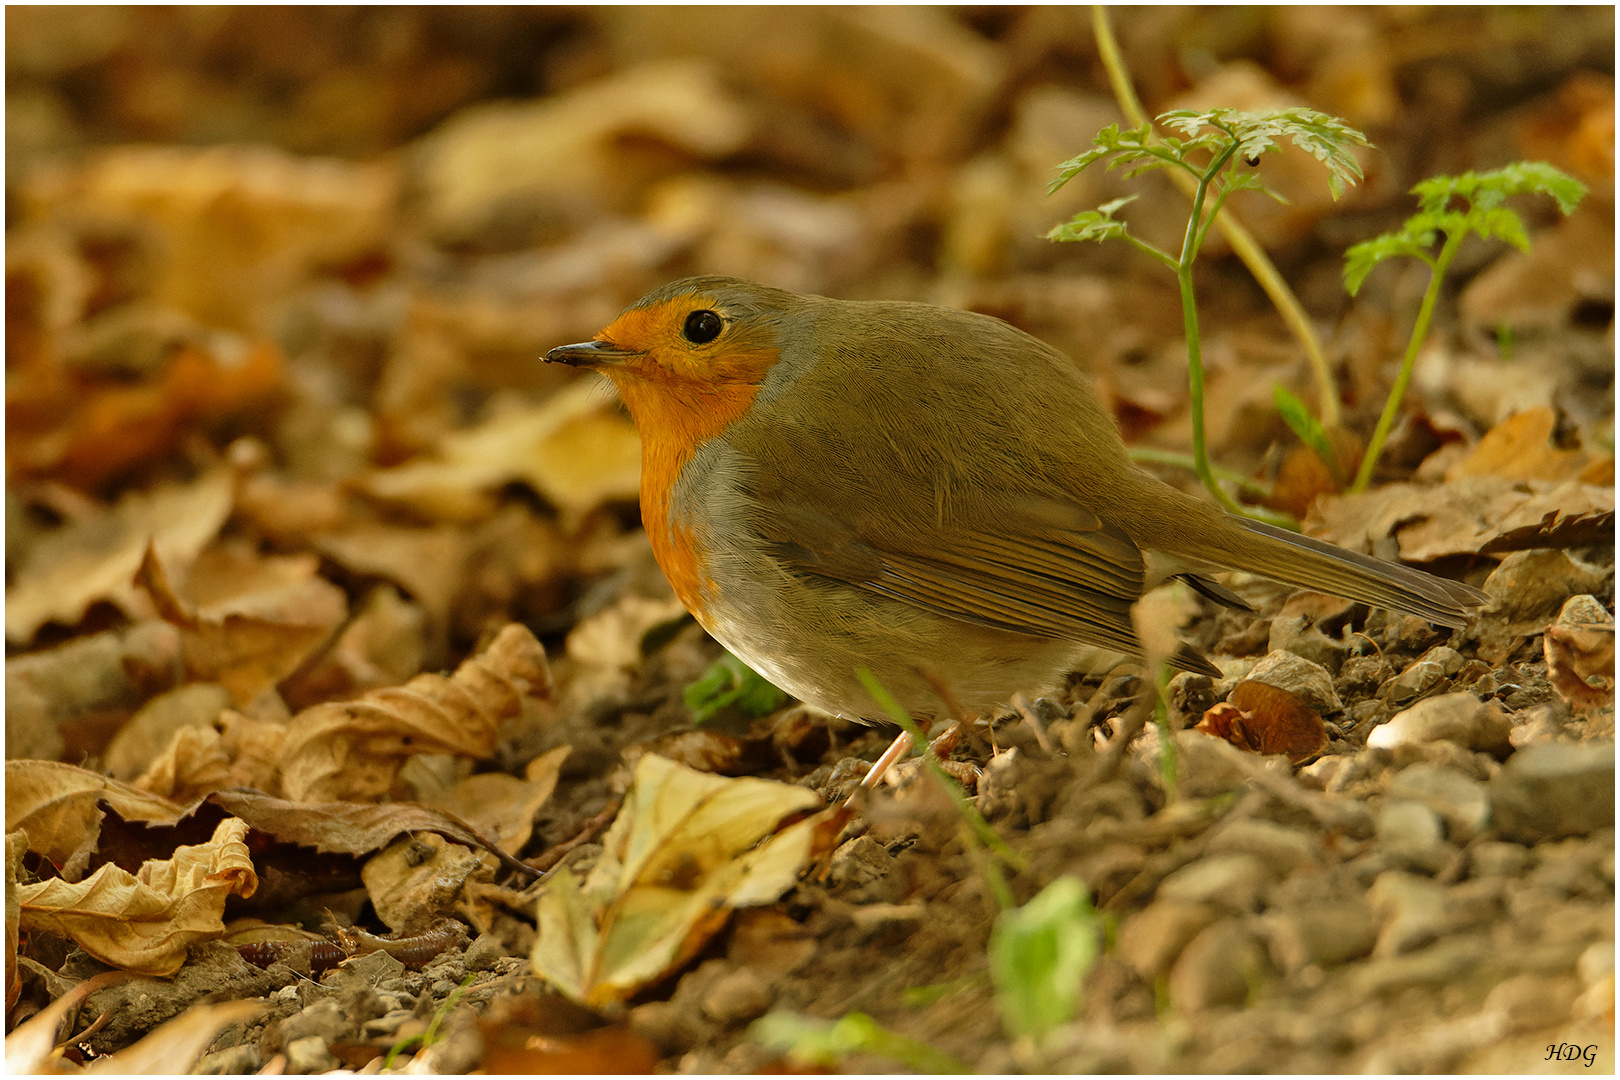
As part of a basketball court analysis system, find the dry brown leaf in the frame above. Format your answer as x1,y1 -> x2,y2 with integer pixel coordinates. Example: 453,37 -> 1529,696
234,471 -> 352,545
281,584 -> 427,710
1305,477 -> 1614,564
6,831 -> 23,1011
1197,681 -> 1328,764
480,1020 -> 661,1075
5,469 -> 233,645
414,59 -> 751,239
41,341 -> 283,491
315,523 -> 471,631
84,999 -> 264,1075
103,683 -> 231,782
22,144 -> 398,334
5,620 -> 183,763
200,789 -> 535,879
1265,427 -> 1363,521
532,753 -> 826,1008
363,832 -> 486,934
16,817 -> 256,976
134,711 -> 289,802
1446,406 -> 1589,484
361,380 -> 640,525
5,760 -> 189,874
3,971 -> 138,1074
430,746 -> 568,859
279,623 -> 551,802
134,541 -> 348,707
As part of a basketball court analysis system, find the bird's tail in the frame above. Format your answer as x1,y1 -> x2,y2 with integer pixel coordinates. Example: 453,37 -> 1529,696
1224,516 -> 1486,628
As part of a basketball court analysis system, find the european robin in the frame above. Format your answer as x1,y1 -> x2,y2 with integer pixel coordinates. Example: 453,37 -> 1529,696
547,277 -> 1484,723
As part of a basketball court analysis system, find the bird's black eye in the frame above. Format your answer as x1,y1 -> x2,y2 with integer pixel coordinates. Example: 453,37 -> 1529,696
683,309 -> 723,345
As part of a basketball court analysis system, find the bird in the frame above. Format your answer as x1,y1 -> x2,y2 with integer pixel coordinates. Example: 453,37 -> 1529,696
546,276 -> 1484,725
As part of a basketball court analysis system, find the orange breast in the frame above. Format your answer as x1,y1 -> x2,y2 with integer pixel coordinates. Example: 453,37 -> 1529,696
611,369 -> 762,622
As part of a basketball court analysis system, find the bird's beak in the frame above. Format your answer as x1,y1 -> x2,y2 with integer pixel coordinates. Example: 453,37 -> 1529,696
544,340 -> 641,367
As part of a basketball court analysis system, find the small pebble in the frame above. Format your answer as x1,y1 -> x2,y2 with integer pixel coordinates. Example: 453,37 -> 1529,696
284,1035 -> 339,1076
1489,741 -> 1616,842
194,1045 -> 263,1075
700,967 -> 774,1025
279,998 -> 351,1048
1168,920 -> 1263,1011
1469,841 -> 1532,878
1205,818 -> 1319,874
1117,901 -> 1217,980
1368,870 -> 1449,956
1244,651 -> 1342,715
1367,692 -> 1510,755
1386,762 -> 1491,843
1376,799 -> 1449,870
464,933 -> 506,973
1156,853 -> 1268,913
1265,901 -> 1378,972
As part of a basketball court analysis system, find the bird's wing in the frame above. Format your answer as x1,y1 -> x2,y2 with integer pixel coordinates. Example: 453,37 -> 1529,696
757,494 -> 1220,677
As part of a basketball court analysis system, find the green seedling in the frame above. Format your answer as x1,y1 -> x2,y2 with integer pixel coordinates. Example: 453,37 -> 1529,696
383,974 -> 473,1070
683,650 -> 790,724
1343,161 -> 1586,491
1048,107 -> 1369,528
751,1010 -> 972,1074
856,666 -> 1026,910
988,875 -> 1101,1046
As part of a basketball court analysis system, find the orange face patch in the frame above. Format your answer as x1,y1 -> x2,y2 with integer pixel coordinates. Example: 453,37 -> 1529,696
593,295 -> 779,620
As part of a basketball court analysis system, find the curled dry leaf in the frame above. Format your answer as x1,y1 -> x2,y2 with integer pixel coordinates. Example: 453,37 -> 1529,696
16,817 -> 256,976
532,753 -> 828,1008
1306,476 -> 1614,564
278,622 -> 551,802
202,788 -> 537,881
6,760 -> 188,873
4,469 -> 233,645
1197,679 -> 1328,764
363,833 -> 486,934
133,710 -> 288,804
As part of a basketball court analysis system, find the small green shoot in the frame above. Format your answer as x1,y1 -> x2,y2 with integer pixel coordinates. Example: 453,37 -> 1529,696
1049,107 -> 1370,528
751,1010 -> 971,1074
1343,161 -> 1586,491
856,666 -> 1026,910
683,651 -> 789,724
988,876 -> 1101,1045
1153,663 -> 1178,795
901,973 -> 989,1008
1272,382 -> 1346,487
383,974 -> 473,1070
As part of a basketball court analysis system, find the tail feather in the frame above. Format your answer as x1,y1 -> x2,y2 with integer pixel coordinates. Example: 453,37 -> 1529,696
1232,517 -> 1485,628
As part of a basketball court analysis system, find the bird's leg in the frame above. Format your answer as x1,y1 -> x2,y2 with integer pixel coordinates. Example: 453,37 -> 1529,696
856,729 -> 915,793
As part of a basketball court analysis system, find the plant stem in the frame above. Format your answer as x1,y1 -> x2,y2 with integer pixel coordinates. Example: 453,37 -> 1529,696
1350,229 -> 1463,492
1175,264 -> 1245,516
1089,4 -> 1342,428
